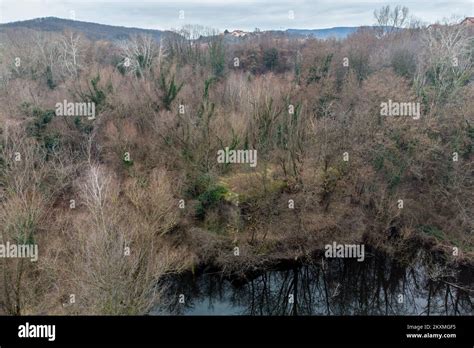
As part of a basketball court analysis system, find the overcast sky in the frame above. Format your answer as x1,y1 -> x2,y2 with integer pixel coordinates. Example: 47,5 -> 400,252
0,0 -> 472,31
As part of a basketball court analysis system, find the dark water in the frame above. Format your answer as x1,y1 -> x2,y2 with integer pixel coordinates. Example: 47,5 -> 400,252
153,250 -> 473,315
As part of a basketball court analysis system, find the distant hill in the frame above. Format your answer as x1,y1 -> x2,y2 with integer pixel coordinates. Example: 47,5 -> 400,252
0,17 -> 366,42
0,17 -> 165,41
286,27 -> 360,39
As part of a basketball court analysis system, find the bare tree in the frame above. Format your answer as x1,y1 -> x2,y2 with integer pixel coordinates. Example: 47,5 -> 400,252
33,31 -> 62,86
63,164 -> 184,314
415,17 -> 473,107
0,127 -> 48,314
59,30 -> 83,77
117,34 -> 158,78
374,5 -> 409,37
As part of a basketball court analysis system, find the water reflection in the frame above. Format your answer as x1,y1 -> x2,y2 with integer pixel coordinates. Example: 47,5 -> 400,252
155,250 -> 473,315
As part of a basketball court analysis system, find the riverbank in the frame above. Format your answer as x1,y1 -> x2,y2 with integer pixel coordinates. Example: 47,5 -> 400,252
168,197 -> 474,277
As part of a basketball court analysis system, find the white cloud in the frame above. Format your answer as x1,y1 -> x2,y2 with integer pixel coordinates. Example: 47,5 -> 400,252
0,0 -> 472,30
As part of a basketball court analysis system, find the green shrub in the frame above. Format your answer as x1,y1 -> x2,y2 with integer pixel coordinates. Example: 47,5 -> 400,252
159,72 -> 183,111
195,185 -> 228,219
75,74 -> 108,114
74,117 -> 93,134
186,173 -> 214,198
263,48 -> 279,71
26,107 -> 55,138
45,66 -> 56,89
209,37 -> 226,77
419,225 -> 445,241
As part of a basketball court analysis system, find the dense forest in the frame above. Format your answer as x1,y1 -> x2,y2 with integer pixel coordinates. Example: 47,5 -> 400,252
0,6 -> 472,315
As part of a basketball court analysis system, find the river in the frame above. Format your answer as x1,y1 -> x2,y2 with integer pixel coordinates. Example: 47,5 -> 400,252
153,248 -> 473,315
